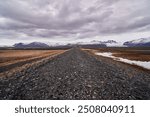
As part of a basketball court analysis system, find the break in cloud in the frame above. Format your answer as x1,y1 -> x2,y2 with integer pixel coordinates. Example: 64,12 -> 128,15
0,0 -> 150,45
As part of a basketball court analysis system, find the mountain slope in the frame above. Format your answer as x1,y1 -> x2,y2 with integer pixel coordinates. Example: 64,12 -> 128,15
14,42 -> 49,48
124,37 -> 150,47
76,40 -> 119,47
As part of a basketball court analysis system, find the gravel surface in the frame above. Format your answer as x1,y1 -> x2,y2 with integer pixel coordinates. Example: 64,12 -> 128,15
0,48 -> 150,100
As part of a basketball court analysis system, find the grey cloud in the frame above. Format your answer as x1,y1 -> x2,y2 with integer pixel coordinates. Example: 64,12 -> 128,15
0,0 -> 150,41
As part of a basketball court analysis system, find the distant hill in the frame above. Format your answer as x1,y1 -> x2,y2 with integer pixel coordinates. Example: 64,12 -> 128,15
13,42 -> 49,48
102,40 -> 117,44
124,37 -> 150,47
76,40 -> 119,47
101,40 -> 122,47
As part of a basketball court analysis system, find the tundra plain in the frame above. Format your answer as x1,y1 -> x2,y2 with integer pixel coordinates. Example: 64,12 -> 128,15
0,47 -> 149,100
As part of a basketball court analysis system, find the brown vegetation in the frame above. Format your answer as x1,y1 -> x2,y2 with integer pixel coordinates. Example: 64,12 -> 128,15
0,50 -> 66,75
83,48 -> 150,72
83,47 -> 150,61
0,50 -> 65,67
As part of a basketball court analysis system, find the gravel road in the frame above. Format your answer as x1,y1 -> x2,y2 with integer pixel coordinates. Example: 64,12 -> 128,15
0,48 -> 150,100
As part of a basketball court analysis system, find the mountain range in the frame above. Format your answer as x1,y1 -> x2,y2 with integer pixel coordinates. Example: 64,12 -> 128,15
12,37 -> 150,48
13,40 -> 116,48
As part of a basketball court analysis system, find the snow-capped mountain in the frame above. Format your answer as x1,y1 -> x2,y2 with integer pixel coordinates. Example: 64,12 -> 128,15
44,42 -> 69,47
73,40 -> 100,45
102,40 -> 117,44
101,40 -> 122,47
13,42 -> 49,48
13,40 -> 121,48
75,40 -> 113,45
123,37 -> 150,47
75,40 -> 106,47
75,40 -> 121,47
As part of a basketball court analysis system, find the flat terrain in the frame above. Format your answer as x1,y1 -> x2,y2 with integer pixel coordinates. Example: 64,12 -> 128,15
87,47 -> 150,61
0,48 -> 150,100
0,50 -> 65,74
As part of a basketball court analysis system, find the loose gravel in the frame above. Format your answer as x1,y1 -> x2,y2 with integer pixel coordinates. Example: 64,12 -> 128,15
0,48 -> 150,100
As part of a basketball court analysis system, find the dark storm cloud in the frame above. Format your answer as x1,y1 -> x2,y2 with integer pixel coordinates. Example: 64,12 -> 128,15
0,0 -> 150,40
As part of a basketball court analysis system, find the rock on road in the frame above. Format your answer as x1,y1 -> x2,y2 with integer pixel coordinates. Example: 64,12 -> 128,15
0,48 -> 150,99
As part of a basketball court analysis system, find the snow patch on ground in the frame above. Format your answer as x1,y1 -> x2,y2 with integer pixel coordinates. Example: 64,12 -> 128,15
95,52 -> 150,70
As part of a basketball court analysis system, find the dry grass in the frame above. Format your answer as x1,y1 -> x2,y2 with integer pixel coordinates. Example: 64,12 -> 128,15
83,48 -> 150,61
83,48 -> 150,72
112,52 -> 150,61
0,50 -> 65,67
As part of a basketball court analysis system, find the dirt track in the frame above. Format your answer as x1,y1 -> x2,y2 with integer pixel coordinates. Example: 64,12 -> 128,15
0,48 -> 150,100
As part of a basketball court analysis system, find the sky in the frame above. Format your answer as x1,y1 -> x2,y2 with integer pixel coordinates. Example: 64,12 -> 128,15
0,0 -> 150,46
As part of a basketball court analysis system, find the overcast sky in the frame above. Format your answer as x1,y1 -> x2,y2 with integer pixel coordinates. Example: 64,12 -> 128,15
0,0 -> 150,45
